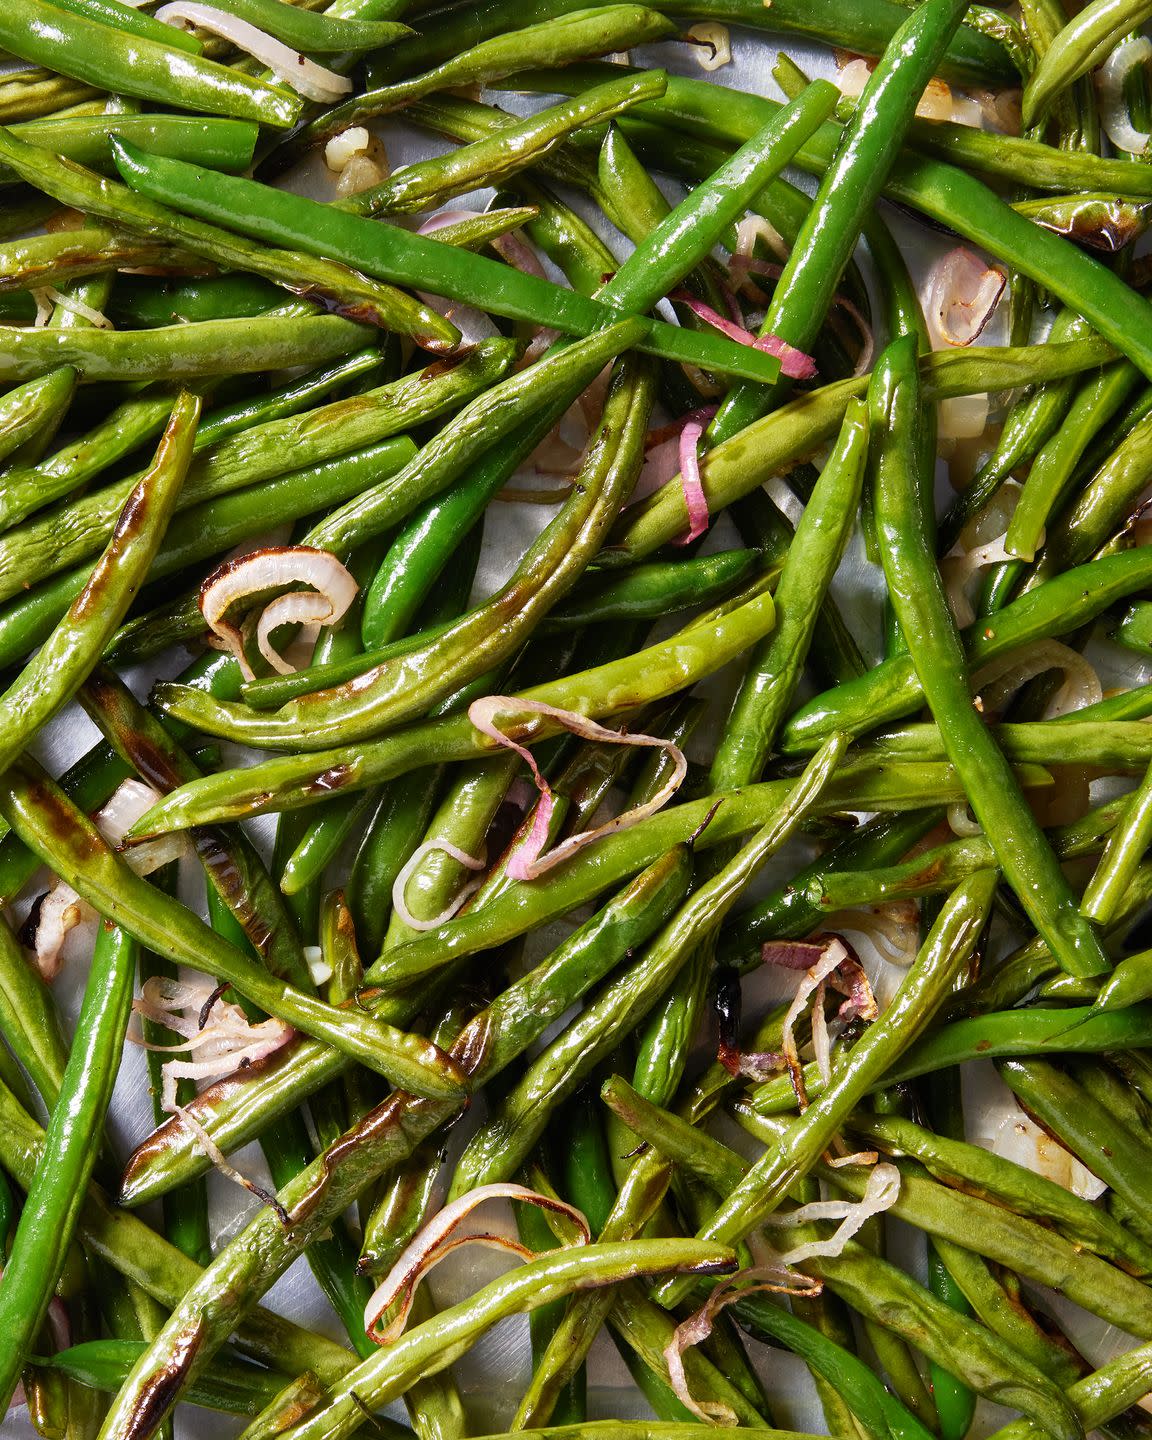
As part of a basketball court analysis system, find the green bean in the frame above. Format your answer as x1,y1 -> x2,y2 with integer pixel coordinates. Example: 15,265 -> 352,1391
0,344 -> 504,610
606,1078 -> 1076,1436
111,139 -> 790,384
376,0 -> 1011,82
752,1006 -> 1152,1114
96,886 -> 715,1435
0,370 -> 82,472
0,226 -> 197,295
1031,407 -> 1152,579
0,128 -> 456,347
809,795 -> 1126,912
710,399 -> 867,789
709,0 -> 973,446
723,809 -> 942,966
120,840 -> 692,1205
1015,193 -> 1152,251
0,915 -> 69,1106
782,548 -> 1152,751
245,1242 -> 736,1440
657,871 -> 997,1306
0,69 -> 100,121
0,393 -> 195,784
185,344 -> 653,750
6,112 -> 257,179
0,312 -> 372,384
611,337 -> 1113,561
191,0 -> 407,49
0,434 -> 418,670
0,923 -> 136,1409
37,1340 -> 292,1417
546,552 -> 763,633
349,71 -> 667,217
872,334 -> 1109,977
0,757 -> 468,1096
292,5 -> 680,152
939,308 -> 1089,551
0,1076 -> 357,1383
0,387 -> 179,533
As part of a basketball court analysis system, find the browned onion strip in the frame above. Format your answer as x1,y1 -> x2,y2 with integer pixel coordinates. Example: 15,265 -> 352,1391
199,545 -> 357,682
665,1263 -> 821,1424
363,1183 -> 590,1345
173,1102 -> 291,1226
923,247 -> 1007,348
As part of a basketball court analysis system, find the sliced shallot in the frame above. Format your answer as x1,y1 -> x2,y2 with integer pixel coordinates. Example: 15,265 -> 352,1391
468,698 -> 687,881
391,840 -> 486,932
677,412 -> 712,544
199,545 -> 357,682
155,1 -> 353,101
923,247 -> 1006,348
666,1262 -> 821,1423
684,21 -> 731,70
778,938 -> 849,1107
363,1183 -> 590,1344
1097,36 -> 1152,156
763,1162 -> 901,1265
676,296 -> 817,380
130,975 -> 294,1113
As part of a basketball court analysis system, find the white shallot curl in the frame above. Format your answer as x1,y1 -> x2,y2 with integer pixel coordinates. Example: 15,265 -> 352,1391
729,216 -> 789,296
391,840 -> 486,932
173,1101 -> 291,1223
155,1 -> 352,100
39,284 -> 112,329
1097,36 -> 1152,156
941,530 -> 1012,627
199,545 -> 357,682
822,904 -> 920,967
779,938 -> 849,1107
130,975 -> 294,1112
363,1184 -> 590,1345
973,639 -> 1103,719
836,57 -> 872,102
947,803 -> 984,838
685,21 -> 731,69
763,1162 -> 901,1265
923,247 -> 1006,349
666,1261 -> 821,1424
31,884 -> 86,981
32,781 -> 188,978
468,698 -> 687,881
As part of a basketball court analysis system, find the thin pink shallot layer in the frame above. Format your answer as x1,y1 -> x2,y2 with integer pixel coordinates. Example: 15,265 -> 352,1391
468,697 -> 687,881
676,295 -> 818,380
363,1183 -> 590,1345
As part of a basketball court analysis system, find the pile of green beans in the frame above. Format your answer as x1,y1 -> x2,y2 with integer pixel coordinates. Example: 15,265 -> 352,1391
7,3 -> 1152,1439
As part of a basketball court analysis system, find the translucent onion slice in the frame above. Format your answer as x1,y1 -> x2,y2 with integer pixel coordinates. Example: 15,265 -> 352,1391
199,545 -> 357,682
765,1162 -> 901,1265
363,1184 -> 590,1345
1097,36 -> 1152,155
677,413 -> 711,544
154,1 -> 353,101
130,974 -> 294,1112
923,247 -> 1006,348
685,21 -> 731,70
780,939 -> 849,1108
391,839 -> 486,933
468,697 -> 687,881
666,1262 -> 821,1424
